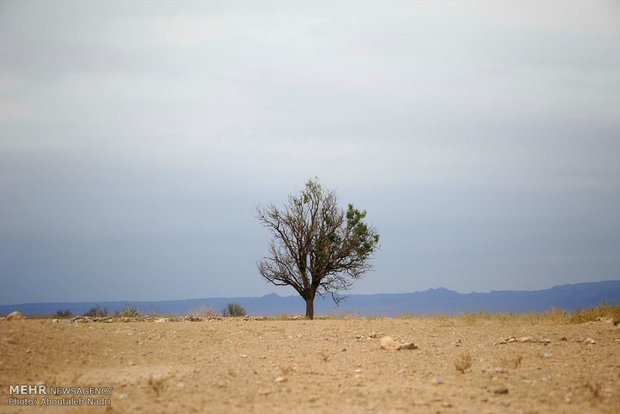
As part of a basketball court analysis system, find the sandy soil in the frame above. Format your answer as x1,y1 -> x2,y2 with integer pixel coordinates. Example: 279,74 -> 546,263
1,316 -> 619,413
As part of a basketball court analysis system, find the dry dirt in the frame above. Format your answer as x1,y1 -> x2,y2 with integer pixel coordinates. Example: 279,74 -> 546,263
1,316 -> 619,413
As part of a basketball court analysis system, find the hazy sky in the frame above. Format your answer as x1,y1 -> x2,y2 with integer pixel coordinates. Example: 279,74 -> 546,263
1,0 -> 619,305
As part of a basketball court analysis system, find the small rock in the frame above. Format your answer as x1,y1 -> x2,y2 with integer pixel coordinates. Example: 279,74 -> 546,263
3,337 -> 16,344
399,342 -> 418,350
354,368 -> 363,373
494,367 -> 505,373
380,336 -> 401,350
615,338 -> 620,344
119,393 -> 128,399
538,338 -> 551,344
506,337 -> 517,343
517,336 -> 534,343
442,401 -> 452,407
431,376 -> 444,385
6,311 -> 24,321
52,319 -> 59,323
274,376 -> 287,383
584,338 -> 596,345
542,353 -> 552,359
177,382 -> 184,388
368,332 -> 377,338
596,316 -> 614,324
154,318 -> 167,323
494,387 -> 509,394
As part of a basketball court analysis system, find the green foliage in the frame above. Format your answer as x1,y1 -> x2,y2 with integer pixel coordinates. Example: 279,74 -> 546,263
257,177 -> 380,319
222,303 -> 247,317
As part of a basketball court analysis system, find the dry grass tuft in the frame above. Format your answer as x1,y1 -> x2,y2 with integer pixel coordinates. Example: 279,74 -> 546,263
567,302 -> 619,324
148,377 -> 165,397
455,353 -> 472,373
188,304 -> 218,318
584,381 -> 601,399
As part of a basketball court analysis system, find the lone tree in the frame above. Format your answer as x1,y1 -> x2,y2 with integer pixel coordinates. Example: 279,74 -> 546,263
256,178 -> 379,319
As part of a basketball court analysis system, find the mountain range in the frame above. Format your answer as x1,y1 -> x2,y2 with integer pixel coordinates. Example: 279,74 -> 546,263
1,280 -> 619,317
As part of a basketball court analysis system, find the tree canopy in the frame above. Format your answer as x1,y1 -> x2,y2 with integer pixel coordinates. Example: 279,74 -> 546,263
256,178 -> 379,319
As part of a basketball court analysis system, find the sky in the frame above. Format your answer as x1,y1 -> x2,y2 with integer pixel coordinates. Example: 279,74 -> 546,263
0,0 -> 619,305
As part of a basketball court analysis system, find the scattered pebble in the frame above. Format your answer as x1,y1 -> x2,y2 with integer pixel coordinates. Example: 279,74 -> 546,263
119,393 -> 128,399
431,376 -> 444,385
3,337 -> 16,344
380,336 -> 401,350
399,342 -> 418,350
274,376 -> 287,383
494,387 -> 509,394
584,338 -> 596,345
379,336 -> 417,350
542,353 -> 552,359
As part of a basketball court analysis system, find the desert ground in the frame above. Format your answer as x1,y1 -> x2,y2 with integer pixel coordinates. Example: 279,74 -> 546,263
1,314 -> 619,413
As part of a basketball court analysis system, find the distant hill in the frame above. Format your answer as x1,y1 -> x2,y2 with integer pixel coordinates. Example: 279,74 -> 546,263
1,280 -> 619,317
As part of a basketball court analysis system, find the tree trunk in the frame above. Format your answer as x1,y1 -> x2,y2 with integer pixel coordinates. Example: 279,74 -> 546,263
305,296 -> 315,320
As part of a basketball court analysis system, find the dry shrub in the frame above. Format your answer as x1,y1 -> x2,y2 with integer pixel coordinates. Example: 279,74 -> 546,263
567,302 -> 619,324
148,377 -> 165,397
455,353 -> 472,373
222,303 -> 246,317
501,355 -> 523,369
513,355 -> 523,368
188,304 -> 218,318
584,381 -> 601,399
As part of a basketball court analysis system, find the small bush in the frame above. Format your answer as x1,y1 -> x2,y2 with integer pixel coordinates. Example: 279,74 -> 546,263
114,304 -> 140,317
55,309 -> 72,318
455,353 -> 472,373
222,303 -> 247,317
84,306 -> 108,317
188,304 -> 218,318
